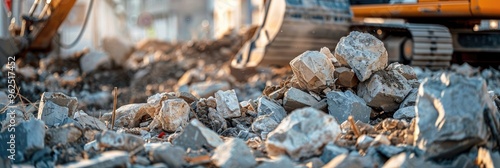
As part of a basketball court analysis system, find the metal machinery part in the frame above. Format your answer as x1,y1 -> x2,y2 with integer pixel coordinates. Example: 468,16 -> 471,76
231,0 -> 352,69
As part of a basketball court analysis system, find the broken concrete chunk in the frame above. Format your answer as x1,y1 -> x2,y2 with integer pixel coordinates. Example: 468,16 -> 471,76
215,90 -> 241,118
80,51 -> 112,74
102,36 -> 134,67
211,138 -> 256,168
74,111 -> 107,130
149,145 -> 186,167
113,103 -> 155,128
357,70 -> 412,112
334,67 -> 359,88
399,88 -> 417,109
320,143 -> 349,164
334,31 -> 388,82
415,73 -> 499,159
190,81 -> 231,98
256,156 -> 295,168
256,97 -> 287,122
320,47 -> 341,67
251,115 -> 280,135
96,131 -> 144,152
37,92 -> 79,126
393,106 -> 416,120
323,154 -> 375,168
386,62 -> 417,80
173,119 -> 223,150
266,107 -> 341,161
283,87 -> 319,111
62,150 -> 129,168
356,135 -> 374,151
0,119 -> 45,162
45,124 -> 82,146
327,90 -> 371,123
154,99 -> 190,132
289,51 -> 335,91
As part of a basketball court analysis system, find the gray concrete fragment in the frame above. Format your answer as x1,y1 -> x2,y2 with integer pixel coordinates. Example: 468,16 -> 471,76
320,143 -> 349,163
357,70 -> 412,112
399,88 -> 417,109
356,135 -> 374,151
37,92 -> 79,126
211,138 -> 256,168
154,99 -> 190,132
190,81 -> 231,98
173,119 -> 223,150
45,124 -> 82,146
0,119 -> 45,162
251,97 -> 287,135
74,111 -> 107,130
334,31 -> 388,82
327,90 -> 371,123
393,106 -> 416,120
215,90 -> 241,118
283,87 -> 319,111
289,51 -> 335,91
96,131 -> 144,152
415,73 -> 500,159
62,150 -> 129,168
149,145 -> 186,167
266,107 -> 341,161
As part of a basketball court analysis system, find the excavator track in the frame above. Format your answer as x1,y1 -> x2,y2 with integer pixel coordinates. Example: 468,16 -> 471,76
406,24 -> 453,68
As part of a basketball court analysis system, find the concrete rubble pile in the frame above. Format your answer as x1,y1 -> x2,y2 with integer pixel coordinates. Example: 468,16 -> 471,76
1,31 -> 500,167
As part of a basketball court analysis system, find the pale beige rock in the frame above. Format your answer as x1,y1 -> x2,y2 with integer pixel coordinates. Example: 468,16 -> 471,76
290,51 -> 335,91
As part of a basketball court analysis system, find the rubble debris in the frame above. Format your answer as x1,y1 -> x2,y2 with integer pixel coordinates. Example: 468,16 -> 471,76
149,145 -> 186,167
102,36 -> 134,67
393,106 -> 415,121
356,135 -> 375,151
189,81 -> 231,98
251,97 -> 287,136
266,107 -> 341,160
79,51 -> 111,74
211,138 -> 257,168
62,150 -> 130,168
74,111 -> 107,130
323,153 -> 375,168
173,119 -> 223,150
301,157 -> 324,168
215,90 -> 241,118
283,87 -> 319,111
256,156 -> 295,168
0,119 -> 45,162
154,99 -> 190,132
399,88 -> 417,109
320,143 -> 349,163
37,92 -> 79,126
45,124 -> 82,146
334,31 -> 388,82
112,103 -> 155,128
289,51 -> 335,91
95,130 -> 144,151
415,73 -> 500,159
334,67 -> 359,88
357,67 -> 413,112
326,90 -> 371,123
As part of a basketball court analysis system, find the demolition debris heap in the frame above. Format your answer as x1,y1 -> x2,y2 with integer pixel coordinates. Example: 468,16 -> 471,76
1,31 -> 500,167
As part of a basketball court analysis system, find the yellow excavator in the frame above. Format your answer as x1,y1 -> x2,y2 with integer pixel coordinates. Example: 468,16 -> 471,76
232,0 -> 500,70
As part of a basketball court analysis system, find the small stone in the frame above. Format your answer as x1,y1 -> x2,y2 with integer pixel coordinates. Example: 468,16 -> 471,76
370,134 -> 391,146
154,99 -> 190,132
190,81 -> 231,98
211,138 -> 256,168
0,119 -> 45,162
289,50 -> 335,91
96,131 -> 144,152
173,119 -> 223,150
356,135 -> 374,151
113,103 -> 155,128
320,143 -> 349,164
334,31 -> 388,82
37,92 -> 79,126
334,67 -> 359,88
251,97 -> 287,135
74,111 -> 107,130
256,156 -> 295,168
283,87 -> 319,111
45,124 -> 82,146
149,145 -> 186,167
266,107 -> 341,161
357,69 -> 412,112
393,106 -> 415,120
326,90 -> 371,123
62,150 -> 129,168
215,90 -> 241,118
80,51 -> 111,74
